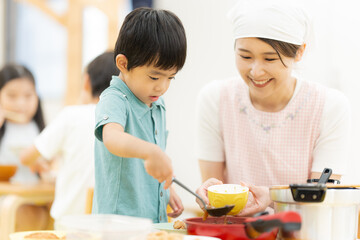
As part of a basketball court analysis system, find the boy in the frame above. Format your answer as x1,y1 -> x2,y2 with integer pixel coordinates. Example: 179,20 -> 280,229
20,51 -> 119,222
93,7 -> 187,223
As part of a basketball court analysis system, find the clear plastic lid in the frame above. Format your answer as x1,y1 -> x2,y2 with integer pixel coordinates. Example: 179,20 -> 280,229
56,214 -> 152,240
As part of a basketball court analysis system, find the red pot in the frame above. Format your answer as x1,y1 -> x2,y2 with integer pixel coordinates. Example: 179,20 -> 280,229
184,211 -> 301,240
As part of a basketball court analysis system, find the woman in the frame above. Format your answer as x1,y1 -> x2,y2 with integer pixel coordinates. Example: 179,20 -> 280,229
195,0 -> 351,216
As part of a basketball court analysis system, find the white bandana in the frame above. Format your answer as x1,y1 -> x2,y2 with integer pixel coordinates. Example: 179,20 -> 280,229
228,0 -> 310,45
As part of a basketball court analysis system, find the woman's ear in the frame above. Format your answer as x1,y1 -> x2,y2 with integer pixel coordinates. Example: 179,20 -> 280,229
295,43 -> 306,62
115,54 -> 128,73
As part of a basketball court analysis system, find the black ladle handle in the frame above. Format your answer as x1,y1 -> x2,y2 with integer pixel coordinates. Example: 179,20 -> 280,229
172,177 -> 207,209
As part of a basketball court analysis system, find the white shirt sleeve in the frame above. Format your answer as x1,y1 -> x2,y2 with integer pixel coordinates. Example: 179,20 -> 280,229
196,80 -> 225,162
311,88 -> 351,175
34,108 -> 68,160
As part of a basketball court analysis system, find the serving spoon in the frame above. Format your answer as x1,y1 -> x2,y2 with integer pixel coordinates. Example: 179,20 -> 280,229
172,177 -> 235,217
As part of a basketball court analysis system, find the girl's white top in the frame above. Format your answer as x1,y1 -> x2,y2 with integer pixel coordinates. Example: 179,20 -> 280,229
0,121 -> 40,183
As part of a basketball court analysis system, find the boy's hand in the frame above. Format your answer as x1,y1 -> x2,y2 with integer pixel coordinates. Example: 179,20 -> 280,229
167,186 -> 184,218
144,145 -> 173,189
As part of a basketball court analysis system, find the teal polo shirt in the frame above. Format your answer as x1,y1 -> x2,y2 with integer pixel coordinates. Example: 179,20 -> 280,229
93,76 -> 170,223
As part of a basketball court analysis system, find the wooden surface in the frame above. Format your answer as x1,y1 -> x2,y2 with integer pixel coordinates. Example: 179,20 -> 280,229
0,181 -> 55,240
0,181 -> 54,204
270,184 -> 360,190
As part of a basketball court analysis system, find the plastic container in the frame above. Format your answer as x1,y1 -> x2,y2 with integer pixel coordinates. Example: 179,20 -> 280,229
56,214 -> 152,240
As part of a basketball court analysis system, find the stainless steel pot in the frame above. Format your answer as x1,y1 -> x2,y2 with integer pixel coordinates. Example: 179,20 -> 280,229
270,185 -> 360,240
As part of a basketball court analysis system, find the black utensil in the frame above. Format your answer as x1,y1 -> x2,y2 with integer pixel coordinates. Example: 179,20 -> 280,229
172,177 -> 235,217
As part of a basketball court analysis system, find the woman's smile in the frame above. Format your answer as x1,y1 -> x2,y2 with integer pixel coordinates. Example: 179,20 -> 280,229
249,77 -> 273,88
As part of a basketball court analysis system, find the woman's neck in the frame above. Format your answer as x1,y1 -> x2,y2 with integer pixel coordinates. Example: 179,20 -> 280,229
250,77 -> 297,112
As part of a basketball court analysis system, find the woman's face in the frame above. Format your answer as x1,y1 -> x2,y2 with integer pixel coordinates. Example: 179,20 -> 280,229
0,77 -> 39,124
235,37 -> 299,103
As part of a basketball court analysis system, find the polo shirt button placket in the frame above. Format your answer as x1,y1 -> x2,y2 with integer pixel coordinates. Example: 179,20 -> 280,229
160,191 -> 163,197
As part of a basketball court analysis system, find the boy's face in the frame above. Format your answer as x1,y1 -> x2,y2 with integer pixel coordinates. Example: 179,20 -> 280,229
121,64 -> 177,107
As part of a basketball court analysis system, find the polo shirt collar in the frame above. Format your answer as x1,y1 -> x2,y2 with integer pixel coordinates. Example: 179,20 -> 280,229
110,76 -> 165,117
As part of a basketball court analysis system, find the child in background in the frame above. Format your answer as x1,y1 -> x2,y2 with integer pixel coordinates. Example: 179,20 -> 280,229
0,63 -> 49,231
20,51 -> 119,222
0,63 -> 45,183
93,7 -> 186,223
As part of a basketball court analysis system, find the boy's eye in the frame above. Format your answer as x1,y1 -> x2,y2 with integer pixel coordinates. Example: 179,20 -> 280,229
169,77 -> 175,80
148,76 -> 159,80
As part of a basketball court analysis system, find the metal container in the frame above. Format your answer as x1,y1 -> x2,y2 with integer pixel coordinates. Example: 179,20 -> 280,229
270,185 -> 360,240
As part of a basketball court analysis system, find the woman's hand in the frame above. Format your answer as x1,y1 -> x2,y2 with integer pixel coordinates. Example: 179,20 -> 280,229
195,178 -> 223,210
167,186 -> 184,218
236,182 -> 272,217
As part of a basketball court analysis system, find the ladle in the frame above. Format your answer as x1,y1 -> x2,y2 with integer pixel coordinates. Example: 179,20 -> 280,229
172,177 -> 235,217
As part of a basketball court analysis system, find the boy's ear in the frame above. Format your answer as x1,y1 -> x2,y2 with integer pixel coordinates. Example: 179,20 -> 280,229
115,54 -> 128,72
83,73 -> 91,92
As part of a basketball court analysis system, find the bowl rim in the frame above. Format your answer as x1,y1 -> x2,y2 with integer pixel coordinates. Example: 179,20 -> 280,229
208,184 -> 249,194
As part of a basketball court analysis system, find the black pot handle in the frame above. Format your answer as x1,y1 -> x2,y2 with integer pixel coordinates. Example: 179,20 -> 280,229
245,211 -> 301,239
318,168 -> 332,184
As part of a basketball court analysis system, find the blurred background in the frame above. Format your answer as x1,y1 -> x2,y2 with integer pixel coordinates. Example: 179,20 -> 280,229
1,0 -> 360,217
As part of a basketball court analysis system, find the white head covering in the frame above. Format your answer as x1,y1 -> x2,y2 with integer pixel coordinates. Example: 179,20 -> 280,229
228,0 -> 311,45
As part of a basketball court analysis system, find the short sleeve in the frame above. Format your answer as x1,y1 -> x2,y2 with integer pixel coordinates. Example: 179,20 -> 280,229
95,90 -> 128,141
196,80 -> 225,162
311,88 -> 351,175
34,108 -> 69,160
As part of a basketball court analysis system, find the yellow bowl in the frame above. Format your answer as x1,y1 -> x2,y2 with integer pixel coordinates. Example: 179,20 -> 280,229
208,184 -> 249,215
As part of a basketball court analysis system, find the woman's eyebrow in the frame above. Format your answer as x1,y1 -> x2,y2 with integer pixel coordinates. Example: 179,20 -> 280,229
263,52 -> 278,55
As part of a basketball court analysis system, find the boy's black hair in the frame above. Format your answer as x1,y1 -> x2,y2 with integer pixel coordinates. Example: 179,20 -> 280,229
0,63 -> 45,143
114,7 -> 187,71
86,51 -> 119,97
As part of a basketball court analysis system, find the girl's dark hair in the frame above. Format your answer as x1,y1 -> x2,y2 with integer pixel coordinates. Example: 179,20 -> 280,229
86,51 -> 120,97
114,7 -> 187,71
0,64 -> 45,143
258,38 -> 301,67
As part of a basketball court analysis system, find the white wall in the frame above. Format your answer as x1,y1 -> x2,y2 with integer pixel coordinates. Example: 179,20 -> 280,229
156,0 -> 238,212
155,0 -> 360,212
